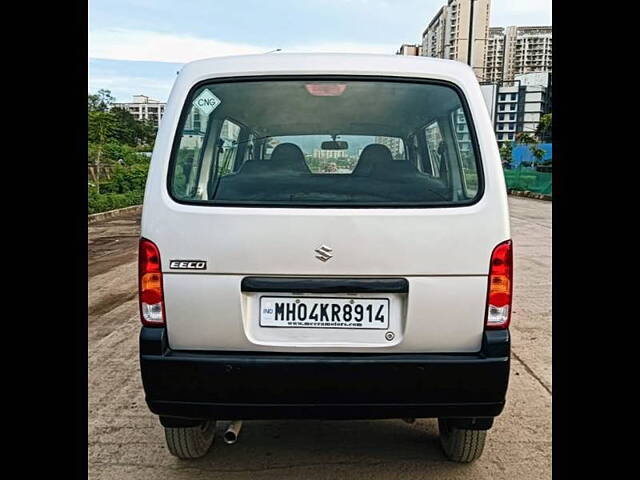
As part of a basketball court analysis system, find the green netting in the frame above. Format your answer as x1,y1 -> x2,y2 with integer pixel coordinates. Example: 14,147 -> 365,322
503,166 -> 552,195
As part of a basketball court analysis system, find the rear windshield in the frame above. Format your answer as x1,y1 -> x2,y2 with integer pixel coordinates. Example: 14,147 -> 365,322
169,78 -> 482,207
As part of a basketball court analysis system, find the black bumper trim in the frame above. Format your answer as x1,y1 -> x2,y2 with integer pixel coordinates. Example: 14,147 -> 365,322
140,327 -> 510,421
240,277 -> 409,294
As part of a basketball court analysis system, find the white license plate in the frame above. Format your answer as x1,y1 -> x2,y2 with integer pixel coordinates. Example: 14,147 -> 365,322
259,296 -> 390,329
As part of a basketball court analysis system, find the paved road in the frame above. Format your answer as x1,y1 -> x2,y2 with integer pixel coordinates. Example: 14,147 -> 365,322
88,197 -> 551,479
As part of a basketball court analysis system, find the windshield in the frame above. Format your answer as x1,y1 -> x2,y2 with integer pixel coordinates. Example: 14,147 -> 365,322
169,79 -> 482,207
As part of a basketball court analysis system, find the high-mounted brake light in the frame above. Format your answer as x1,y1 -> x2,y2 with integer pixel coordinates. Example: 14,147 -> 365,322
485,240 -> 513,329
304,84 -> 347,96
139,238 -> 165,326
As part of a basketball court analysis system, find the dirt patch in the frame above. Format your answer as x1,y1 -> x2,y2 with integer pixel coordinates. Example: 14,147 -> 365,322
90,290 -> 138,318
89,212 -> 141,278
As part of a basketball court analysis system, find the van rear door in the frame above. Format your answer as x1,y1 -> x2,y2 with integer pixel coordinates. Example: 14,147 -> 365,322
143,77 -> 510,353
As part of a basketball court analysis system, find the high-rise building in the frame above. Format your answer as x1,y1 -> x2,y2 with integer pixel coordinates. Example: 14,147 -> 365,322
484,27 -> 507,83
396,44 -> 422,56
484,26 -> 552,82
113,95 -> 166,127
421,0 -> 491,79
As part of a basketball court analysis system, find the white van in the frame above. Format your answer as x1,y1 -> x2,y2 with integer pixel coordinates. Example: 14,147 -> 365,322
139,53 -> 512,463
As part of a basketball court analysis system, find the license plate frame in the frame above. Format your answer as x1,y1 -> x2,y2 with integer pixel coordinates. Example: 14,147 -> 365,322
259,296 -> 390,330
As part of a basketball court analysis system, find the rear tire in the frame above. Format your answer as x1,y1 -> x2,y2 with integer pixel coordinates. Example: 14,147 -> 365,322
438,418 -> 487,463
164,421 -> 216,459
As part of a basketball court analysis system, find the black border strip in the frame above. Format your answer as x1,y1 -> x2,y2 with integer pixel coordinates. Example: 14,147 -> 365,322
241,277 -> 409,293
166,74 -> 486,209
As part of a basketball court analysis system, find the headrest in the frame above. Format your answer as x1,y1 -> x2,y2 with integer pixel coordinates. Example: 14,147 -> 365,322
353,144 -> 393,176
270,143 -> 310,174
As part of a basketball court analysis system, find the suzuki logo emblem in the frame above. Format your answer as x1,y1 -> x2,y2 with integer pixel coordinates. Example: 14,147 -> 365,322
314,245 -> 333,262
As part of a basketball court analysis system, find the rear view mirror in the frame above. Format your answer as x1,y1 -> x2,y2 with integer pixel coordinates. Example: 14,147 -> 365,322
321,141 -> 348,150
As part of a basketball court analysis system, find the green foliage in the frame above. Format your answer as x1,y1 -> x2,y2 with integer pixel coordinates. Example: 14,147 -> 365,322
515,132 -> 537,145
88,188 -> 145,214
88,107 -> 157,148
108,163 -> 150,193
88,111 -> 117,145
90,142 -> 148,165
514,128 -> 549,167
529,145 -> 546,164
536,113 -> 552,142
136,119 -> 158,146
109,107 -> 139,145
88,90 -> 156,213
499,142 -> 513,167
133,144 -> 154,153
88,89 -> 115,112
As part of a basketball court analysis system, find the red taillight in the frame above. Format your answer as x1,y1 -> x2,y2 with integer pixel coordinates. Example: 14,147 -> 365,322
139,238 -> 165,326
485,240 -> 513,329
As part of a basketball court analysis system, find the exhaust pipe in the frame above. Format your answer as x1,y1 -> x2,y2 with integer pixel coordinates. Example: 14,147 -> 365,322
223,420 -> 243,445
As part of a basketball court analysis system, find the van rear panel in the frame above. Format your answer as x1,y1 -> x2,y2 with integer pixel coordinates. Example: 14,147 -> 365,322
163,274 -> 488,352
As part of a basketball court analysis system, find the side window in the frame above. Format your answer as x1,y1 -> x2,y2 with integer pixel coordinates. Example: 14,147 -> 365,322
451,107 -> 478,197
172,109 -> 207,199
216,119 -> 241,177
424,120 -> 444,177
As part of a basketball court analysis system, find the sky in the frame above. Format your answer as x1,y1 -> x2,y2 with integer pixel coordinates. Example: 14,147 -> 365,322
89,0 -> 552,103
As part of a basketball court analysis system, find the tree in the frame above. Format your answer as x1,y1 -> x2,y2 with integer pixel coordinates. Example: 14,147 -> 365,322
88,89 -> 115,112
88,111 -> 117,193
499,142 -> 513,168
515,131 -> 547,168
109,107 -> 140,146
135,118 -> 158,147
530,145 -> 546,167
535,113 -> 552,142
515,132 -> 537,146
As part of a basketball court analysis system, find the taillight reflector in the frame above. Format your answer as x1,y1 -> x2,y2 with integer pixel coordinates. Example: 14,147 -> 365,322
485,240 -> 513,329
139,238 -> 165,326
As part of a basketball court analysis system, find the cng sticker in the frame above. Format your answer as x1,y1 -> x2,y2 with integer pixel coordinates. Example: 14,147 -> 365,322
192,89 -> 221,115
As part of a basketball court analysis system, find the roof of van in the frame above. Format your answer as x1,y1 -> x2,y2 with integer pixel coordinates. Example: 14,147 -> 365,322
177,53 -> 478,85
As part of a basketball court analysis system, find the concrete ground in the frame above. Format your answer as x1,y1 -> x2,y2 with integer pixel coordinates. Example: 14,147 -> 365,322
88,196 -> 551,479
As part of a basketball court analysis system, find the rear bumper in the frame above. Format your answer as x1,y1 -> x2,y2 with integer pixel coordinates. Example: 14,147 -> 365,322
140,327 -> 510,421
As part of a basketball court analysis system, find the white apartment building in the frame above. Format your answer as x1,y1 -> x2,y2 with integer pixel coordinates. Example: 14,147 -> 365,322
492,72 -> 552,145
113,95 -> 167,127
312,149 -> 349,159
421,0 -> 491,80
484,26 -> 552,82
